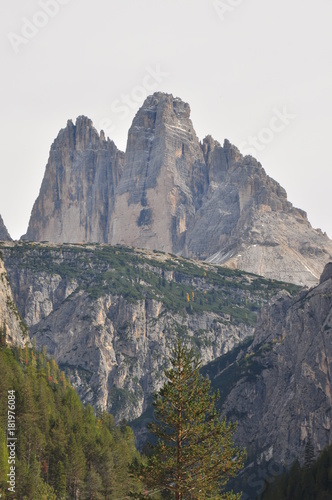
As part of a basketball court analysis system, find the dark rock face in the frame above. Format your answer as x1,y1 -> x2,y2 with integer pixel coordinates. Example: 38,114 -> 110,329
320,262 -> 332,284
23,93 -> 332,286
216,268 -> 332,471
0,215 -> 11,241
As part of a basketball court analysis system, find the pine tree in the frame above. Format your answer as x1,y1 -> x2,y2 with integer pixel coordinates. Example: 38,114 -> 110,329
304,437 -> 315,469
142,341 -> 246,499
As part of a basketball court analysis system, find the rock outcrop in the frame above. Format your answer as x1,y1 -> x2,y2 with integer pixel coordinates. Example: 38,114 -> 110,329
0,253 -> 28,347
0,241 -> 298,422
203,261 -> 332,493
23,93 -> 332,286
0,215 -> 11,241
192,136 -> 332,287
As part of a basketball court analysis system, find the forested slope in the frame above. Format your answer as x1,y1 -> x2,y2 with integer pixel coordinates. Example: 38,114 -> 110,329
0,344 -> 144,499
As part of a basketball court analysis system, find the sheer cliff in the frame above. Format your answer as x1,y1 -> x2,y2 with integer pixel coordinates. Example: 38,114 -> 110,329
0,252 -> 28,347
200,262 -> 332,496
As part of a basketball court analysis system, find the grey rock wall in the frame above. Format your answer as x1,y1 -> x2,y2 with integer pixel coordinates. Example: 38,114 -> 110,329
217,262 -> 332,468
0,255 -> 28,347
0,215 -> 11,241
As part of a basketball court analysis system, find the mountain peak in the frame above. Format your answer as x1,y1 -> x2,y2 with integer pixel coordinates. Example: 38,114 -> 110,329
51,115 -> 111,153
0,215 -> 11,241
23,113 -> 124,243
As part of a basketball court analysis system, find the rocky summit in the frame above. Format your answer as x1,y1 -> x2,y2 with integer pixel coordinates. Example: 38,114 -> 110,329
23,92 -> 332,286
0,214 -> 11,241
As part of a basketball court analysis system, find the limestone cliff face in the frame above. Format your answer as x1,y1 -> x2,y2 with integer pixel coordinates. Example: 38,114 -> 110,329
0,242 -> 298,422
110,93 -> 208,253
197,136 -> 332,287
23,116 -> 124,243
23,93 -> 332,286
31,292 -> 251,421
0,254 -> 28,347
205,262 -> 332,476
0,215 -> 11,241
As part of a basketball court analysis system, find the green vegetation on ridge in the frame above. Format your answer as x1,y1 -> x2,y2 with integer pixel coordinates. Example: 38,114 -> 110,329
0,242 -> 300,328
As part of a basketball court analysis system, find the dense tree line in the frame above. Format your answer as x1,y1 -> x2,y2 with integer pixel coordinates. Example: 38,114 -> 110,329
261,443 -> 332,499
0,343 -> 144,499
0,339 -> 246,499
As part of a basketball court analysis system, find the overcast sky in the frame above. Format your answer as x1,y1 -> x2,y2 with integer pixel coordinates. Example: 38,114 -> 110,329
1,0 -> 331,240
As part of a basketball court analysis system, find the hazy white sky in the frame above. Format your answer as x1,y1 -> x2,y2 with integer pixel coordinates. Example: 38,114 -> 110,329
1,0 -> 331,239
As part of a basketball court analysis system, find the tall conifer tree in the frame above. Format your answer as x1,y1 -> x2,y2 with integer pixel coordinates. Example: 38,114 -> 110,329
143,341 -> 246,499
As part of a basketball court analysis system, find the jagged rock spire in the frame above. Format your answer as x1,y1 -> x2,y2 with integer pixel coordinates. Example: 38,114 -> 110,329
0,215 -> 11,241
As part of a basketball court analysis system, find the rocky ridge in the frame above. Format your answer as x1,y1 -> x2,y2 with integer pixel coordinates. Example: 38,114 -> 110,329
0,241 -> 299,422
0,215 -> 11,241
198,262 -> 332,495
23,93 -> 332,287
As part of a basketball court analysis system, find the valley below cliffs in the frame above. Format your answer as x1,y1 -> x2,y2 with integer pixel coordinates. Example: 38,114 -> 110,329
0,241 -> 298,422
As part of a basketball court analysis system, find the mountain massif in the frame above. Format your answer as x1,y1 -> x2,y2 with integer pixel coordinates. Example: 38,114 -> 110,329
23,92 -> 332,287
3,91 -> 332,496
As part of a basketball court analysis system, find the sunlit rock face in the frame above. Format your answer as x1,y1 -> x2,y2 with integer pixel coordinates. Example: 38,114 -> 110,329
0,255 -> 28,347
